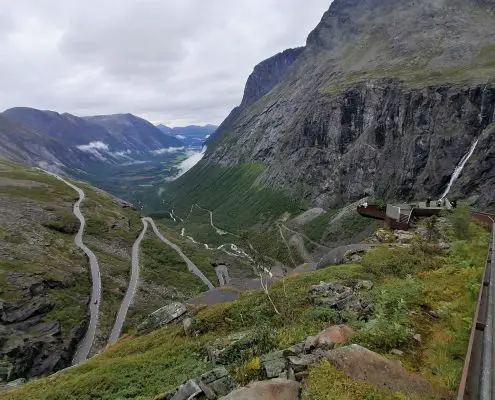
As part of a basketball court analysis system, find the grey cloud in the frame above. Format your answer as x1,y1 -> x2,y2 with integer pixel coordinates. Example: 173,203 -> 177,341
0,0 -> 332,126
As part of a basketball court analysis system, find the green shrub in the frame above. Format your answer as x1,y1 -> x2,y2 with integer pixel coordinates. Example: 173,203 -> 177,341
218,324 -> 277,366
449,202 -> 472,240
232,357 -> 263,385
355,276 -> 422,350
361,247 -> 426,278
303,307 -> 359,325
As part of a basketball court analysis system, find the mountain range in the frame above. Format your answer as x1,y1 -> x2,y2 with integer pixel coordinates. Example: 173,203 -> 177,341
0,0 -> 493,218
173,0 -> 495,220
0,108 -> 184,174
2,0 -> 495,398
156,124 -> 217,146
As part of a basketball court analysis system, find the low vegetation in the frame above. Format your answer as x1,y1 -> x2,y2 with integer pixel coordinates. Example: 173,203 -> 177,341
322,43 -> 495,96
0,161 -> 90,334
304,360 -> 423,400
4,208 -> 489,399
301,209 -> 339,242
124,234 -> 213,330
0,160 -> 225,357
162,163 -> 303,232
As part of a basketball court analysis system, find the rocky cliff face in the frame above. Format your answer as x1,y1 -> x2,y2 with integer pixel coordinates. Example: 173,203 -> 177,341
204,0 -> 495,210
240,47 -> 304,107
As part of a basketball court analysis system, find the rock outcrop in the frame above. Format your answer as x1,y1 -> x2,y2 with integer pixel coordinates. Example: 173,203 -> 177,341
138,302 -> 187,334
207,331 -> 252,366
327,344 -> 445,397
0,296 -> 86,384
155,367 -> 237,400
221,379 -> 300,400
308,281 -> 374,317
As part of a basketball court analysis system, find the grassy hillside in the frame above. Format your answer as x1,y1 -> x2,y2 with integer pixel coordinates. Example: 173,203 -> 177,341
123,224 -> 218,331
0,160 -> 223,370
0,161 -> 90,335
323,43 -> 495,96
4,213 -> 489,400
161,162 -> 304,233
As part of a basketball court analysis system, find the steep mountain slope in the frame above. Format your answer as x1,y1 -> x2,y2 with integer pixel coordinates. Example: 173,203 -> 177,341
3,214 -> 491,400
0,109 -> 183,174
0,160 -> 216,384
184,0 -> 495,221
240,47 -> 304,107
0,115 -> 68,167
86,114 -> 182,153
3,108 -> 117,149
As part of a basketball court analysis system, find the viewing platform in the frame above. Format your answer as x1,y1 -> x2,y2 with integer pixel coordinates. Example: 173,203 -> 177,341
357,198 -> 455,230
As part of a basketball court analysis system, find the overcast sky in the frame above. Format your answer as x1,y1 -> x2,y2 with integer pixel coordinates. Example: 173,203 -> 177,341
0,1 -> 331,126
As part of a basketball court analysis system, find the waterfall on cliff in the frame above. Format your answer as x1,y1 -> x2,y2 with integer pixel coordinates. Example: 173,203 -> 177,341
440,138 -> 480,199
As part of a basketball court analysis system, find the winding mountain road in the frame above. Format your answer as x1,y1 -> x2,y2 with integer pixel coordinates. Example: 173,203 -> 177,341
144,217 -> 214,290
42,170 -> 101,364
108,217 -> 215,343
108,218 -> 148,345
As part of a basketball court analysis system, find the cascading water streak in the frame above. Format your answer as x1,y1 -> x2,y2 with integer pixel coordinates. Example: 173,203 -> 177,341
440,138 -> 480,199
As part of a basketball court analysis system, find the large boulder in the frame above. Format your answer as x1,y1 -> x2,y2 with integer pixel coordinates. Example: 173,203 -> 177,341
327,345 -> 444,397
309,282 -> 354,309
199,367 -> 237,397
207,331 -> 251,366
221,379 -> 300,400
170,379 -> 202,400
138,302 -> 186,334
154,367 -> 237,400
314,325 -> 355,350
308,282 -> 374,317
260,351 -> 286,378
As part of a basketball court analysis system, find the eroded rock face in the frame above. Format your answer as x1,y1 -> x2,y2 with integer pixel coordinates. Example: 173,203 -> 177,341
1,298 -> 54,324
204,0 -> 495,210
240,48 -> 304,108
138,302 -> 186,334
221,379 -> 300,400
0,297 -> 84,383
327,344 -> 444,397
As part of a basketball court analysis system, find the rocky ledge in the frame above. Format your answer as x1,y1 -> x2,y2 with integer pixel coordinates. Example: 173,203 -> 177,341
0,275 -> 85,386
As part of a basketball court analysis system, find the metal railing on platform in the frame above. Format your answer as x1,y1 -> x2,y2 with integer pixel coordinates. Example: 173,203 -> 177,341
457,212 -> 495,400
